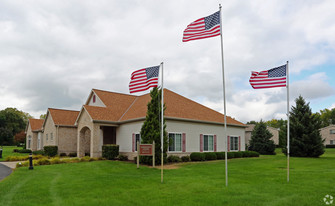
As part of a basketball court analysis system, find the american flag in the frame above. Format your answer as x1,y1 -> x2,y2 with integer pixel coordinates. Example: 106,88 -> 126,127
182,11 -> 221,42
249,65 -> 287,89
129,66 -> 160,93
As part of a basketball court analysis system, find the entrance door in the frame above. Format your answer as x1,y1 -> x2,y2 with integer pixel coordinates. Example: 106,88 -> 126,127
102,126 -> 116,144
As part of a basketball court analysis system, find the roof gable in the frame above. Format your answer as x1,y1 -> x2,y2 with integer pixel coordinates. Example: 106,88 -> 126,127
48,108 -> 80,126
28,119 -> 44,132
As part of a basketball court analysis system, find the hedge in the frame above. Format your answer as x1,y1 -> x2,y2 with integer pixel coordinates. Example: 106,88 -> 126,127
102,144 -> 119,160
190,151 -> 260,162
326,145 -> 335,148
44,146 -> 58,157
167,155 -> 181,163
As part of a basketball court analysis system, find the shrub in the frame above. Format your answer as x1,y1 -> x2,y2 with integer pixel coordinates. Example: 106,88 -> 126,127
60,153 -> 67,157
13,149 -> 19,153
227,152 -> 234,159
44,146 -> 58,157
36,158 -> 51,166
181,156 -> 190,162
248,151 -> 260,157
80,156 -> 91,162
326,145 -> 335,148
16,161 -> 29,168
50,157 -> 62,164
167,155 -> 181,163
17,149 -> 32,153
32,150 -> 45,155
102,144 -> 119,160
234,152 -> 243,158
190,152 -> 205,161
118,155 -> 128,161
204,152 -> 217,161
69,152 -> 77,157
215,152 -> 225,160
32,154 -> 44,160
85,153 -> 90,157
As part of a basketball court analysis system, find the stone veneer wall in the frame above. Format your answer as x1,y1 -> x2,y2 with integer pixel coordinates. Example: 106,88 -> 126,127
58,127 -> 78,154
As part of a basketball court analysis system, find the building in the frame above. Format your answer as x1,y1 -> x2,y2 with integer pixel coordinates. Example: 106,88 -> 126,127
26,119 -> 44,151
245,124 -> 279,146
26,88 -> 247,158
320,125 -> 335,146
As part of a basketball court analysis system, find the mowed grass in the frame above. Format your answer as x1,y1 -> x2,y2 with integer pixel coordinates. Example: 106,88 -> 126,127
0,146 -> 27,161
0,149 -> 334,206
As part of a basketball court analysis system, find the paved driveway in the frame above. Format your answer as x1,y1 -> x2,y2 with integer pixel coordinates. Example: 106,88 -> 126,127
0,163 -> 12,181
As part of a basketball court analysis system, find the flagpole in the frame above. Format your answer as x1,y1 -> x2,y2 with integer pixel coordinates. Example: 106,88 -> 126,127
218,4 -> 228,187
161,62 -> 164,183
286,61 -> 290,182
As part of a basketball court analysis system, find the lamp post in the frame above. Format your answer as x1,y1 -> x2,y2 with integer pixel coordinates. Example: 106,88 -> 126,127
0,146 -> 3,159
29,153 -> 33,170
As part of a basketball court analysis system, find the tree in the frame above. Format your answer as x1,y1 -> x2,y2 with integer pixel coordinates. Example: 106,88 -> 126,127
14,130 -> 26,144
249,120 -> 276,155
140,88 -> 168,165
265,119 -> 287,147
40,114 -> 47,119
283,96 -> 324,157
0,108 -> 29,145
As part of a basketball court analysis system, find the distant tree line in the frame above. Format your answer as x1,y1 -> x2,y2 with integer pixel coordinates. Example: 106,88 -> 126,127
0,108 -> 32,146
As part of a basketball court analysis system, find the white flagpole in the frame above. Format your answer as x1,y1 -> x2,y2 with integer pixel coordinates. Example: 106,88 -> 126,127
219,4 -> 228,187
161,62 -> 164,183
286,61 -> 290,182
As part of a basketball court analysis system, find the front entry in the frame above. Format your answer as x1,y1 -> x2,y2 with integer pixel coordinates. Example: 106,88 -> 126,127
101,126 -> 116,145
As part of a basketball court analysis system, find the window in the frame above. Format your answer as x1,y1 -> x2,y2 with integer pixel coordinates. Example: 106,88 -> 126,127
28,135 -> 31,149
331,140 -> 335,145
230,136 -> 239,151
169,133 -> 182,152
330,130 -> 335,134
46,134 -> 48,142
203,135 -> 214,151
93,95 -> 96,103
135,134 -> 141,151
50,133 -> 53,141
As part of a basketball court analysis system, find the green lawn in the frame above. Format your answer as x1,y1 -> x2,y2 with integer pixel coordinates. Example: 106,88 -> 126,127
0,146 -> 28,161
0,149 -> 334,206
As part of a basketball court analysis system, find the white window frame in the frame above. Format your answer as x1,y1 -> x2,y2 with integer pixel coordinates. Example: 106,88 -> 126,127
230,136 -> 239,151
50,133 -> 53,141
203,134 -> 214,152
168,133 -> 182,152
135,133 -> 141,151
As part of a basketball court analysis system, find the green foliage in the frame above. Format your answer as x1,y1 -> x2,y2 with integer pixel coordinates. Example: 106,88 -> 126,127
0,108 -> 31,145
326,145 -> 335,148
249,120 -> 276,155
181,155 -> 190,162
43,146 -> 58,157
283,96 -> 325,157
233,151 -> 243,158
204,152 -> 217,160
190,152 -> 205,161
16,149 -> 32,153
167,155 -> 181,163
227,152 -> 235,159
32,150 -> 45,155
102,144 -> 119,160
118,155 -> 128,161
69,152 -> 77,157
140,88 -> 168,165
60,153 -> 67,157
215,152 -> 225,160
315,108 -> 335,127
36,158 -> 51,166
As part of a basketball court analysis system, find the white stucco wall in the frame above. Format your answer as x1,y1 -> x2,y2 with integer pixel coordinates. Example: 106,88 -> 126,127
117,121 -> 144,152
87,92 -> 105,107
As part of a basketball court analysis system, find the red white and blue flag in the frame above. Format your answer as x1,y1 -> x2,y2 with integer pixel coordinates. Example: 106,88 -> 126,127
249,64 -> 287,89
182,11 -> 221,42
129,66 -> 160,93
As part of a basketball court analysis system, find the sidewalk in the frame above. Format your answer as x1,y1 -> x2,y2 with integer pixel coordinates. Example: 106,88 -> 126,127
0,163 -> 13,181
0,161 -> 19,169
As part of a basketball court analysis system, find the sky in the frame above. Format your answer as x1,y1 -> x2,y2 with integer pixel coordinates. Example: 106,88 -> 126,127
1,0 -> 335,123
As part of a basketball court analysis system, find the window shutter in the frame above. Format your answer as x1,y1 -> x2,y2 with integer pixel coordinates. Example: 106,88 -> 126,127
214,135 -> 217,152
227,136 -> 230,152
182,133 -> 186,152
200,134 -> 203,152
238,136 -> 241,151
132,133 -> 135,152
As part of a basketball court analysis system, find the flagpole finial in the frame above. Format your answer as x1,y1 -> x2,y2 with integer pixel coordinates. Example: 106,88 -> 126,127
219,4 -> 222,9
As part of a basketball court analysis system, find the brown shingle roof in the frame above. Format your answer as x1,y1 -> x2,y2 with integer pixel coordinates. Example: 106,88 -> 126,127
29,119 -> 44,131
48,108 -> 79,126
86,88 -> 245,127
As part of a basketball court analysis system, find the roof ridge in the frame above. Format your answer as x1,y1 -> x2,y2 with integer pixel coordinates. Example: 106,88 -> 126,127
48,108 -> 79,112
118,96 -> 139,121
93,88 -> 138,97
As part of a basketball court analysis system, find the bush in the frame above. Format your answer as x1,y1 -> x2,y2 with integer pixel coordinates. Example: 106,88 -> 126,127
227,152 -> 234,159
85,153 -> 90,157
44,146 -> 58,157
17,149 -> 32,153
181,156 -> 190,162
326,145 -> 335,148
69,152 -> 77,157
60,153 -> 67,157
16,161 -> 29,168
50,157 -> 62,164
12,149 -> 19,153
248,151 -> 260,157
204,152 -> 217,161
215,152 -> 225,160
36,158 -> 51,166
190,152 -> 205,161
102,144 -> 119,160
118,155 -> 128,161
234,152 -> 243,158
80,156 -> 91,162
32,150 -> 45,155
167,155 -> 181,163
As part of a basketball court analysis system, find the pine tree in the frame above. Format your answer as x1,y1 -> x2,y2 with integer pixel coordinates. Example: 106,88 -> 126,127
140,88 -> 168,165
249,120 -> 276,155
284,95 -> 324,157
